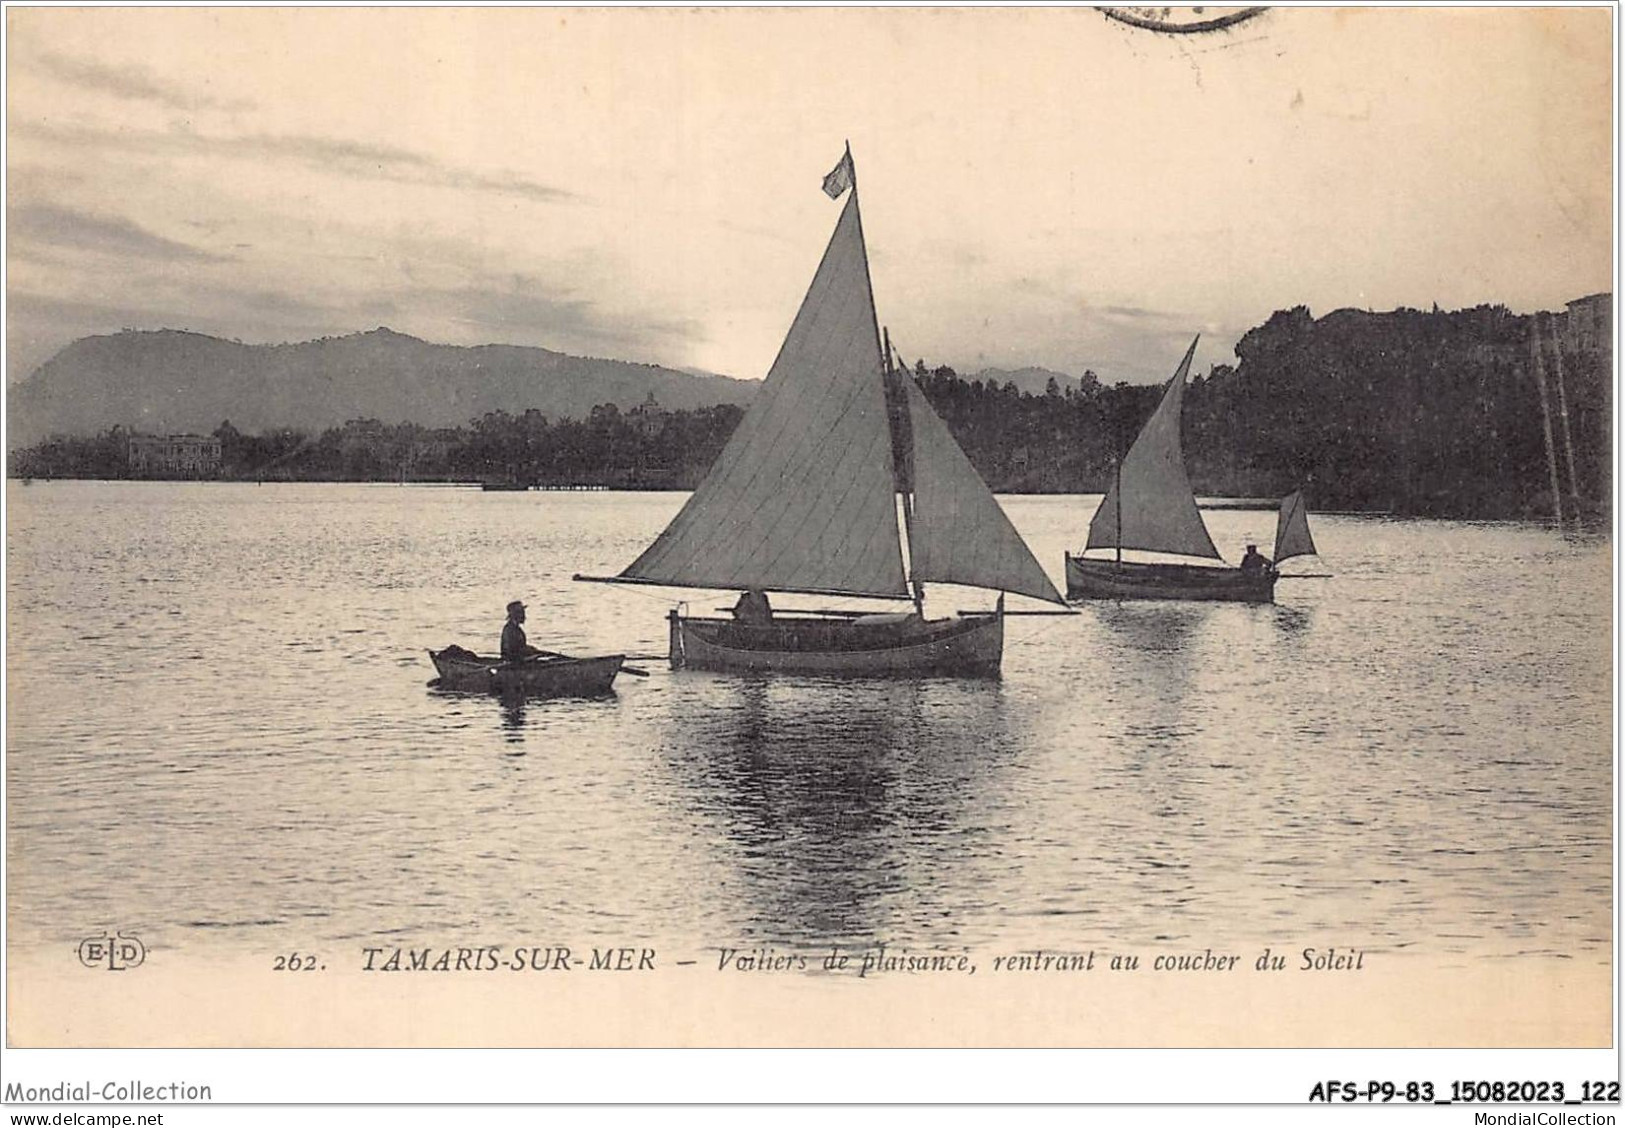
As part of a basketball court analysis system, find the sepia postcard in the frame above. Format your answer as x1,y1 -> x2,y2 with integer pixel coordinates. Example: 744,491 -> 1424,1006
3,3 -> 1616,1107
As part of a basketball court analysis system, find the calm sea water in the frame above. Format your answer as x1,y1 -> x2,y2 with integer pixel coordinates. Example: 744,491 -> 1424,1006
5,482 -> 1612,967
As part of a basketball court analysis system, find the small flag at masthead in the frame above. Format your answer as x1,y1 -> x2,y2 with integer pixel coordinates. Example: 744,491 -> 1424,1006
822,146 -> 854,199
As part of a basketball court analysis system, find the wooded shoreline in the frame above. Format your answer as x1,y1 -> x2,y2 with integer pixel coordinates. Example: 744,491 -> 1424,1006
9,301 -> 1611,523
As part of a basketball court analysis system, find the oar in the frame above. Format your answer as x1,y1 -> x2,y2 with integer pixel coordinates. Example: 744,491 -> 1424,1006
521,650 -> 650,677
1274,574 -> 1334,579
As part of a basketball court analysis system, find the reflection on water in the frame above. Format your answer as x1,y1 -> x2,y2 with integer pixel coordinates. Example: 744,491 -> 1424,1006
1087,603 -> 1210,754
656,675 -> 1015,946
1091,601 -> 1210,654
500,695 -> 528,744
426,684 -> 622,748
1271,604 -> 1313,638
4,483 -> 1613,966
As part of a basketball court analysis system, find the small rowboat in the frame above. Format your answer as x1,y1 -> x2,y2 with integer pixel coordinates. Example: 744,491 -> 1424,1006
428,646 -> 624,697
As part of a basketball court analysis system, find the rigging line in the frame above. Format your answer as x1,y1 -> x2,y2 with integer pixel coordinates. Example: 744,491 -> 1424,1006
1007,611 -> 1081,648
849,182 -> 889,378
591,581 -> 693,606
848,178 -> 913,583
884,335 -> 941,591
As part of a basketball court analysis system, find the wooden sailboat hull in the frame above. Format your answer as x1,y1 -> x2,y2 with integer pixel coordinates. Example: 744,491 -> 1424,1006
429,648 -> 623,696
1064,555 -> 1277,604
668,611 -> 1003,676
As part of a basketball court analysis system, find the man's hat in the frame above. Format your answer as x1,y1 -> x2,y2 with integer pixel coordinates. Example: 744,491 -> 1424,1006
506,600 -> 526,615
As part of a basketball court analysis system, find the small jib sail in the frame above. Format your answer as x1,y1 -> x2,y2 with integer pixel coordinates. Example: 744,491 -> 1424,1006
1272,490 -> 1317,564
1084,336 -> 1220,560
594,147 -> 1062,608
900,374 -> 1062,603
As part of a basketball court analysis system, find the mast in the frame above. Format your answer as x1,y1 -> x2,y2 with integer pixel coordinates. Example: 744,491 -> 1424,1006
852,146 -> 925,613
885,328 -> 925,613
849,142 -> 887,364
1530,315 -> 1565,528
1113,457 -> 1122,566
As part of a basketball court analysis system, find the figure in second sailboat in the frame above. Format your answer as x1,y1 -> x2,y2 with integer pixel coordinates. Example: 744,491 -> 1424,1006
575,146 -> 1067,674
1064,337 -> 1319,604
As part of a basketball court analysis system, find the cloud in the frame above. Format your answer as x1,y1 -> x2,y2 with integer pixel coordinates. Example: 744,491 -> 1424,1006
8,203 -> 228,263
32,49 -> 255,113
4,270 -> 709,390
13,120 -> 575,204
9,283 -> 351,339
924,290 -> 1244,384
423,278 -> 705,358
228,132 -> 576,203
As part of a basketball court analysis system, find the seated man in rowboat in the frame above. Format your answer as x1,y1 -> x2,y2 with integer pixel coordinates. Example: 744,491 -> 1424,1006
1239,544 -> 1273,574
731,589 -> 773,626
501,600 -> 545,662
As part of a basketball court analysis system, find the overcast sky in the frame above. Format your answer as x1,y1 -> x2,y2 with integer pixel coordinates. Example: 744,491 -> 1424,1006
5,7 -> 1612,387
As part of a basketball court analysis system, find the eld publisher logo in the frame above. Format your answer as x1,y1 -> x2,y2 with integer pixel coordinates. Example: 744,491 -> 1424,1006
78,932 -> 147,971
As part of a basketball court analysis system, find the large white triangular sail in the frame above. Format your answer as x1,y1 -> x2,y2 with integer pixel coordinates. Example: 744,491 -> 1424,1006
1084,337 -> 1221,560
617,192 -> 910,598
1272,490 -> 1318,564
900,375 -> 1067,605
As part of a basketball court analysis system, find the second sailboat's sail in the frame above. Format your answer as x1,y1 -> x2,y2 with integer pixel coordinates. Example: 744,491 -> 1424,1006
1084,336 -> 1219,560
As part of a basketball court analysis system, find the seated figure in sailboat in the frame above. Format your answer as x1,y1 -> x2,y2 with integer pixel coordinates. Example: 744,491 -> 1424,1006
731,589 -> 773,625
1239,544 -> 1272,574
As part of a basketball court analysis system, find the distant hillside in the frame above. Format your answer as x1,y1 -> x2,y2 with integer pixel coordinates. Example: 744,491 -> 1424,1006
7,327 -> 756,445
